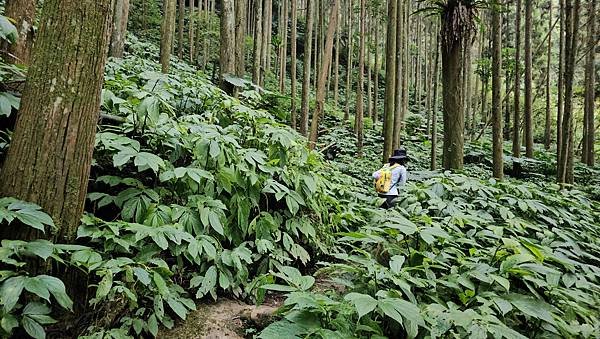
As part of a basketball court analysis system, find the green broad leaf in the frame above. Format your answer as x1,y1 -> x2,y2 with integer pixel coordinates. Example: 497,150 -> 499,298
378,298 -> 425,327
24,240 -> 54,260
24,277 -> 51,302
491,274 -> 510,291
493,297 -> 513,315
37,275 -> 72,311
420,226 -> 450,245
23,302 -> 51,315
208,211 -> 224,236
27,315 -> 56,325
112,147 -> 137,167
153,272 -> 169,296
0,92 -> 19,117
504,294 -> 556,325
0,276 -> 25,312
0,16 -> 18,43
258,319 -> 305,339
167,297 -> 188,320
487,323 -> 528,339
209,141 -> 220,158
1,314 -> 18,333
134,152 -> 164,173
95,273 -> 113,300
22,316 -> 45,339
345,293 -> 378,319
385,217 -> 417,235
13,208 -> 55,232
148,314 -> 159,337
389,255 -> 406,274
260,284 -> 298,292
285,195 -> 300,215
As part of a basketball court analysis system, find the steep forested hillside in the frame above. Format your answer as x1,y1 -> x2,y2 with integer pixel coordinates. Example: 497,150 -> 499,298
0,0 -> 598,338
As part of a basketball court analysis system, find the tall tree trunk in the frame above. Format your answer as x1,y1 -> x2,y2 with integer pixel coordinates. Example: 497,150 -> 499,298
109,0 -> 130,58
366,16 -> 373,121
582,0 -> 595,166
464,38 -> 472,138
382,0 -> 397,162
401,0 -> 409,126
235,0 -> 246,76
512,0 -> 522,169
219,0 -> 236,91
556,0 -> 565,160
253,0 -> 264,84
202,0 -> 210,69
344,0 -> 354,121
441,1 -> 472,170
2,0 -> 36,65
558,0 -> 580,184
544,2 -> 553,149
492,5 -> 504,179
160,0 -> 177,73
373,21 -> 380,125
300,0 -> 315,135
333,3 -> 340,107
263,0 -> 273,76
356,0 -> 366,156
431,31 -> 440,171
524,0 -> 534,157
308,0 -> 339,149
290,0 -> 298,129
177,0 -> 185,59
189,0 -> 195,62
0,0 -> 113,242
392,0 -> 404,149
278,0 -> 289,92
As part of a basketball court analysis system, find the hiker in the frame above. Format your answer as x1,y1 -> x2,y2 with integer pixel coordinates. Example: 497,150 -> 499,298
373,149 -> 408,209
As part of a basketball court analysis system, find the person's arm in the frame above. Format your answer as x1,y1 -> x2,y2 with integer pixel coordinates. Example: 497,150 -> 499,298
398,166 -> 407,186
372,170 -> 381,179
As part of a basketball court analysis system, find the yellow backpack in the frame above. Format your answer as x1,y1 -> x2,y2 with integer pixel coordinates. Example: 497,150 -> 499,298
374,164 -> 400,193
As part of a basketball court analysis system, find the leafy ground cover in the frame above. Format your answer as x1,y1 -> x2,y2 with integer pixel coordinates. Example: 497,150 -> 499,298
1,35 -> 600,339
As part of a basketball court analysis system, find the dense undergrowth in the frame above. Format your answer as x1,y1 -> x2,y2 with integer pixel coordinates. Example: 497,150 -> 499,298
1,29 -> 600,339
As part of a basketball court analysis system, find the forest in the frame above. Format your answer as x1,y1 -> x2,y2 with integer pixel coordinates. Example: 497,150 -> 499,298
0,0 -> 598,338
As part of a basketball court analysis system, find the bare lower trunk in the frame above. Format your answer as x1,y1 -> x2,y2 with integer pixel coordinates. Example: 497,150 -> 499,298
0,0 -> 113,242
492,6 -> 503,179
344,0 -> 354,121
160,0 -> 177,73
252,0 -> 263,84
431,31 -> 440,171
219,0 -> 235,91
235,0 -> 246,77
300,0 -> 315,135
177,0 -> 185,59
109,0 -> 130,58
290,0 -> 298,129
512,0 -> 522,169
582,0 -> 595,166
355,0 -> 366,156
544,3 -> 552,149
2,0 -> 37,65
308,0 -> 339,149
524,0 -> 534,157
382,0 -> 397,162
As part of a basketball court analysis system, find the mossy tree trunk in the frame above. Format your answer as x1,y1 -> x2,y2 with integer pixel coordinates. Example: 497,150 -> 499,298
109,0 -> 130,58
491,4 -> 503,179
2,0 -> 37,65
308,0 -> 339,149
160,0 -> 177,73
0,0 -> 114,243
382,0 -> 397,162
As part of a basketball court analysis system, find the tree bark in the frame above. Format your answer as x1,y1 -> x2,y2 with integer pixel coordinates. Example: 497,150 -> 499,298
582,0 -> 595,166
160,0 -> 177,73
556,0 -> 565,160
178,0 -> 185,59
382,0 -> 397,162
308,0 -> 339,149
252,0 -> 264,84
441,0 -> 472,170
431,31 -> 440,171
109,0 -> 130,58
262,0 -> 273,76
300,0 -> 315,135
290,0 -> 298,129
278,0 -> 289,92
189,0 -> 195,62
235,0 -> 246,77
344,0 -> 354,121
0,0 -> 113,242
558,0 -> 580,184
544,3 -> 552,149
219,0 -> 235,91
512,0 -> 522,169
355,0 -> 366,156
333,3 -> 340,107
392,0 -> 404,150
2,0 -> 37,65
492,5 -> 504,179
524,0 -> 534,157
373,21 -> 380,125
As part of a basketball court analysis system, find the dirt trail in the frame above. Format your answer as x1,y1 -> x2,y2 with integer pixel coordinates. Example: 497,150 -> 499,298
158,298 -> 280,339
